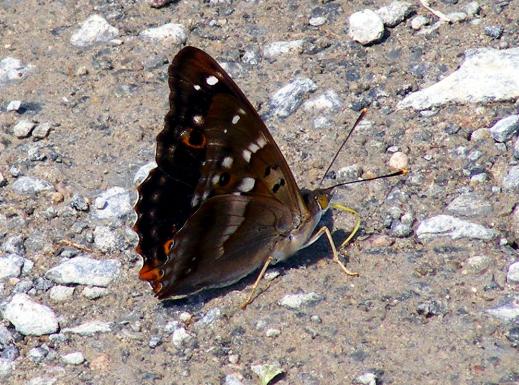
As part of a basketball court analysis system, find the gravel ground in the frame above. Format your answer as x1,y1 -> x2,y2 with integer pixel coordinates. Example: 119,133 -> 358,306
1,1 -> 519,384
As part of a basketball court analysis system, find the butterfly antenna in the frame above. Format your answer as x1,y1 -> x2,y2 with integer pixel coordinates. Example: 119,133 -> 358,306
323,168 -> 408,193
319,108 -> 368,187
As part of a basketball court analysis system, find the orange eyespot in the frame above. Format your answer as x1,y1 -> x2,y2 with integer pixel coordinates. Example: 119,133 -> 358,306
163,239 -> 174,255
180,128 -> 207,149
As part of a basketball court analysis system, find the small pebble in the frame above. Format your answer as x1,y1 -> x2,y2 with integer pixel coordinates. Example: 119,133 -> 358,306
62,320 -> 112,335
279,292 -> 323,309
6,100 -> 21,111
349,9 -> 385,45
488,115 -> 519,143
267,78 -> 317,119
70,15 -> 119,47
3,293 -> 59,336
171,327 -> 193,348
32,123 -> 52,139
82,286 -> 109,299
265,328 -> 281,338
13,120 -> 36,138
49,285 -> 75,302
62,352 -> 85,365
179,312 -> 193,323
507,262 -> 519,284
465,1 -> 480,16
463,255 -> 491,275
140,23 -> 187,44
411,15 -> 429,30
376,1 -> 413,27
388,151 -> 409,170
484,25 -> 504,39
263,40 -> 304,59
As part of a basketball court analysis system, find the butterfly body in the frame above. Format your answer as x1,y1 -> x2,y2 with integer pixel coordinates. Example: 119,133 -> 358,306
134,46 -> 332,300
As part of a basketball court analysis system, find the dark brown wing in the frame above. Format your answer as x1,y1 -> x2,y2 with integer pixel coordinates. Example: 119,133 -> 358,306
134,46 -> 306,297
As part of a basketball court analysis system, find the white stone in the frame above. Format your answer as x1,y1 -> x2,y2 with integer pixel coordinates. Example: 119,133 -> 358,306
376,1 -> 413,27
309,16 -> 327,27
488,115 -> 519,142
45,255 -> 121,287
70,15 -> 119,48
0,254 -> 24,279
32,123 -> 52,139
278,292 -> 323,309
348,9 -> 385,45
416,215 -> 496,241
140,23 -> 187,44
263,40 -> 304,59
388,151 -> 408,170
303,90 -> 342,113
465,1 -> 481,17
486,297 -> 519,321
94,187 -> 132,219
507,262 -> 519,284
62,352 -> 85,365
463,255 -> 491,275
94,226 -> 118,252
6,100 -> 21,111
0,359 -> 14,379
446,192 -> 492,217
411,15 -> 429,30
172,327 -> 192,348
13,119 -> 36,138
3,293 -> 59,336
398,48 -> 519,110
0,57 -> 32,84
62,320 -> 112,335
82,286 -> 109,299
49,285 -> 75,302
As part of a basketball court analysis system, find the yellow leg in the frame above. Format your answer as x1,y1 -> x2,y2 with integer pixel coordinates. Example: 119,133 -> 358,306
311,226 -> 359,276
241,256 -> 273,310
331,203 -> 361,249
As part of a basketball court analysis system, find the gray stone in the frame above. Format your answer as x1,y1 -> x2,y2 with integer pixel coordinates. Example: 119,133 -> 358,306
463,255 -> 491,274
279,292 -> 323,309
140,23 -> 187,44
2,293 -> 59,336
134,161 -> 157,185
302,90 -> 342,113
446,12 -> 467,22
416,215 -> 496,241
348,9 -> 385,45
398,48 -> 519,110
11,176 -> 53,194
45,255 -> 121,287
309,16 -> 327,27
224,374 -> 246,385
13,119 -> 36,138
28,346 -> 49,363
62,320 -> 112,335
32,123 -> 52,139
251,362 -> 283,385
0,325 -> 14,346
488,115 -> 519,142
70,15 -> 119,47
267,78 -> 317,118
507,262 -> 519,284
0,359 -> 14,379
513,138 -> 519,159
376,1 -> 413,27
61,352 -> 85,365
390,221 -> 413,237
263,40 -> 304,59
486,297 -> 519,322
49,286 -> 75,302
0,57 -> 32,84
484,25 -> 503,39
94,187 -> 132,219
196,308 -> 221,326
446,192 -> 492,217
503,166 -> 519,190
355,372 -> 378,385
82,286 -> 109,299
2,235 -> 24,256
70,193 -> 89,211
0,254 -> 24,280
411,15 -> 429,30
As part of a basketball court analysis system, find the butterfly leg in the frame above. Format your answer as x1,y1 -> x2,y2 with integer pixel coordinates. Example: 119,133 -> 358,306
312,226 -> 359,276
240,256 -> 273,310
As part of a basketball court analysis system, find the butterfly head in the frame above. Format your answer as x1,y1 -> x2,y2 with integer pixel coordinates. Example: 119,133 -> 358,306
302,188 -> 333,216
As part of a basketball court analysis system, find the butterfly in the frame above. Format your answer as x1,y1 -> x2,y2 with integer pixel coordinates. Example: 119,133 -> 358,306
134,46 -> 404,306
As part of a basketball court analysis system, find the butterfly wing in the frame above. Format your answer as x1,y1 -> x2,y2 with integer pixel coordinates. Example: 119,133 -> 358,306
134,46 -> 308,297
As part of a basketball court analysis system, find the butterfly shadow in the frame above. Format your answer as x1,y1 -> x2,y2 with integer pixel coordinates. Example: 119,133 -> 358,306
160,211 -> 355,311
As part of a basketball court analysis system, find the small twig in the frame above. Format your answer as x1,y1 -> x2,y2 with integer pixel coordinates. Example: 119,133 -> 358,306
418,0 -> 451,22
58,239 -> 95,254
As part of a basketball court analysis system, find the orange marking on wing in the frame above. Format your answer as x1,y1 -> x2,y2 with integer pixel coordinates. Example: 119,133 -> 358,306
163,239 -> 174,255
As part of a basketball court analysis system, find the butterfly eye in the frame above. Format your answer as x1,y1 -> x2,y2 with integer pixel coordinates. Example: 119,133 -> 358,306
180,128 -> 207,149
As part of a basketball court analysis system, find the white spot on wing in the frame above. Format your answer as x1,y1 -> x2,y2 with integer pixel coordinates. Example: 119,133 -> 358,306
238,108 -> 246,115
193,84 -> 201,91
257,136 -> 267,148
249,143 -> 260,153
193,115 -> 204,125
223,129 -> 228,134
222,156 -> 234,168
232,115 -> 240,124
238,177 -> 256,193
191,194 -> 200,207
202,190 -> 210,201
211,175 -> 220,185
242,149 -> 251,163
206,75 -> 218,85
